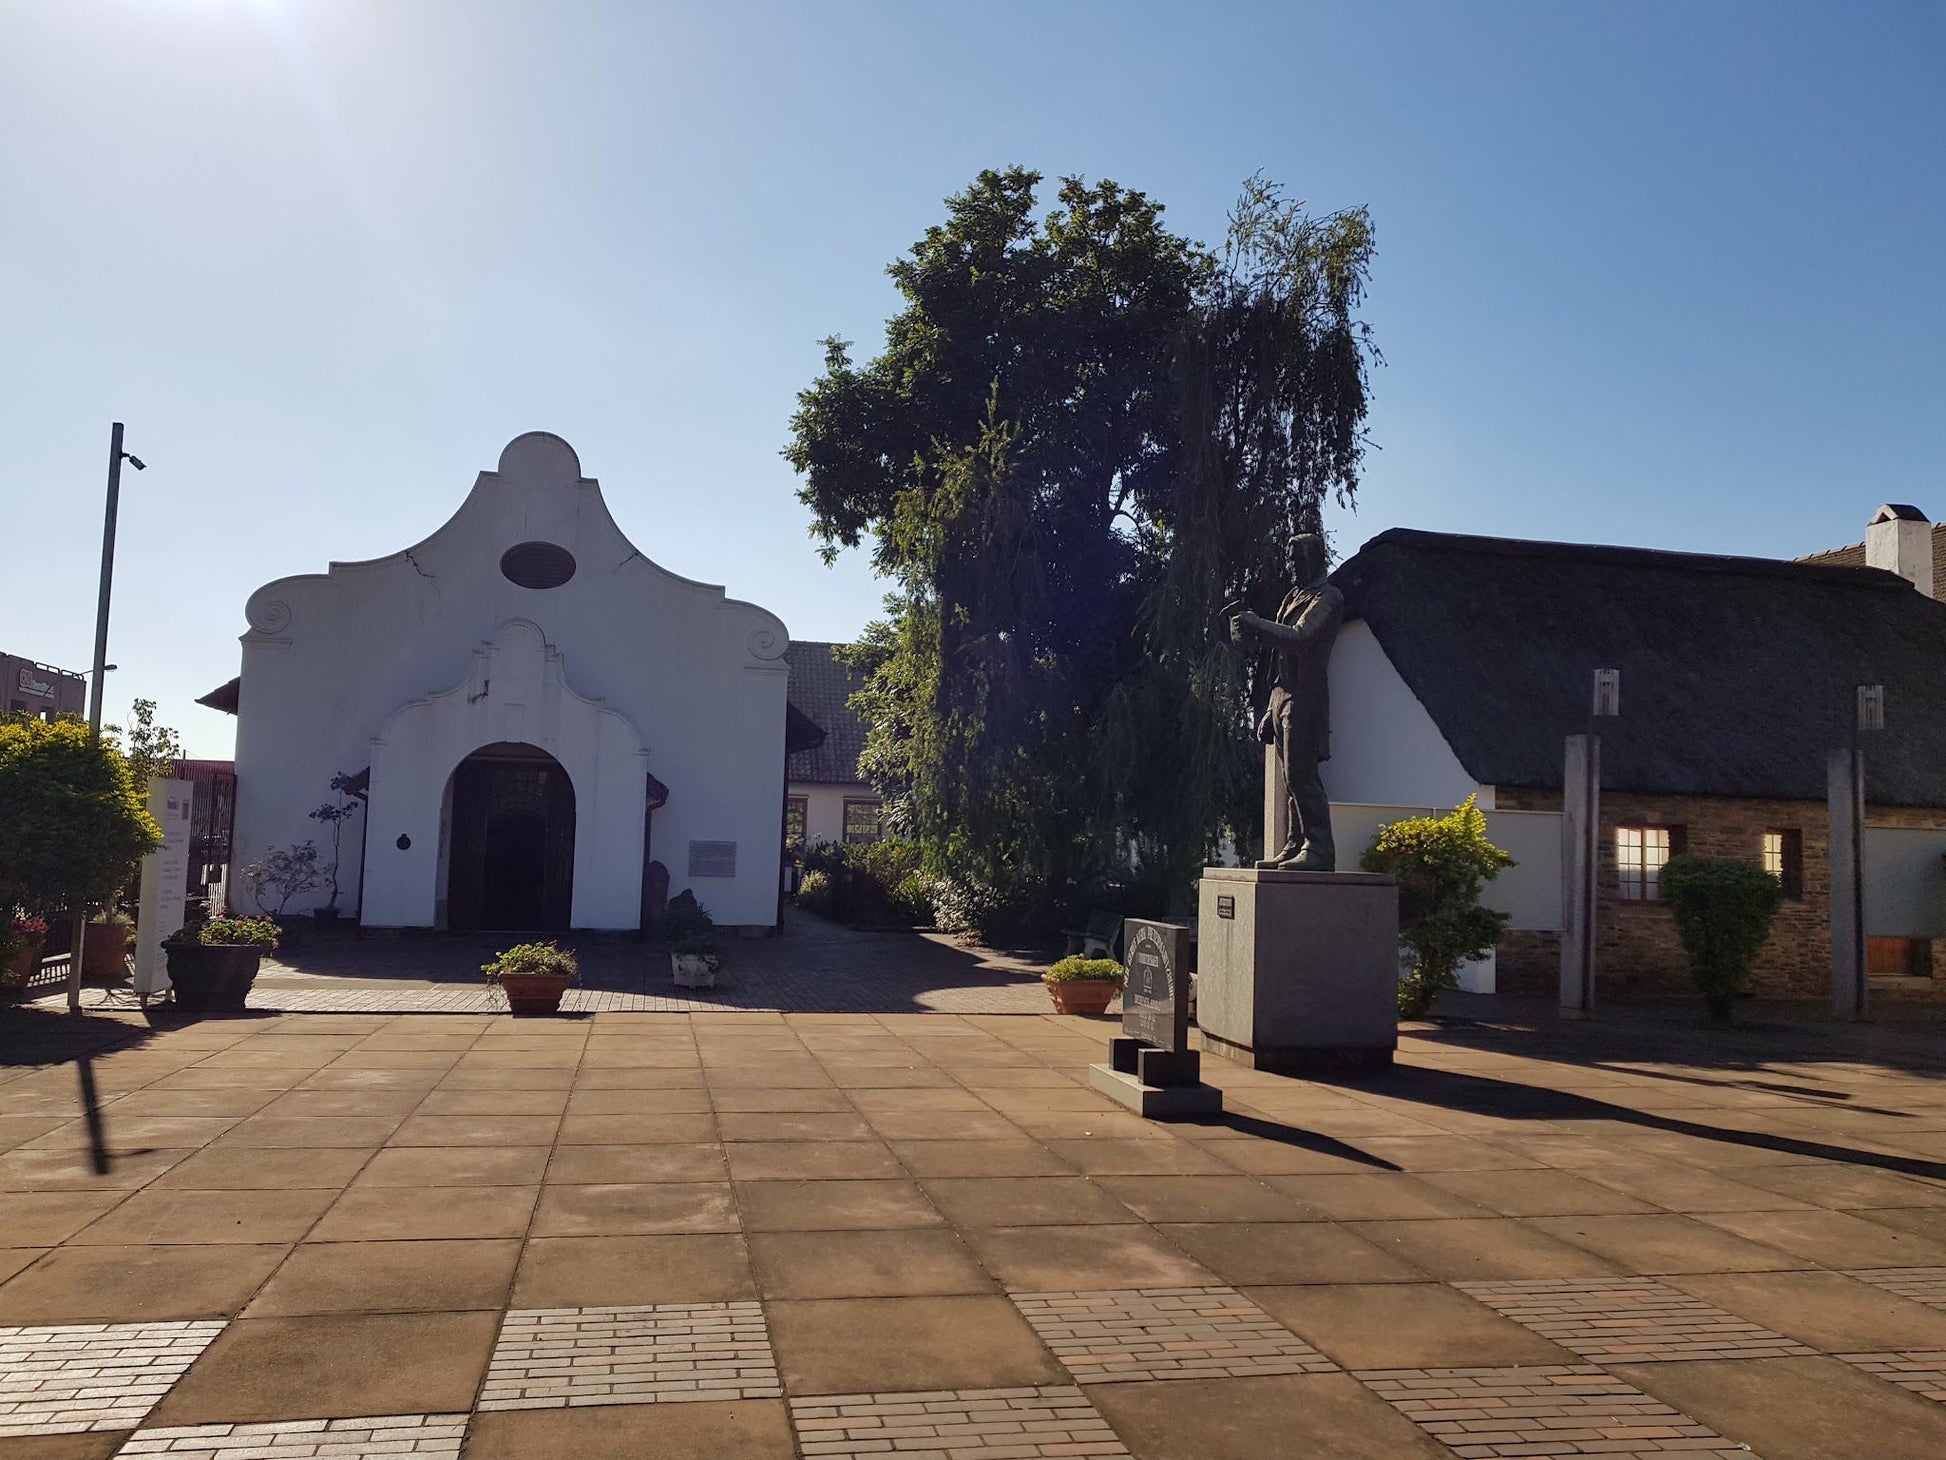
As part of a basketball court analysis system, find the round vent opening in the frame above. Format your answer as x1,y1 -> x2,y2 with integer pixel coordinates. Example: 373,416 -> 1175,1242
500,541 -> 576,589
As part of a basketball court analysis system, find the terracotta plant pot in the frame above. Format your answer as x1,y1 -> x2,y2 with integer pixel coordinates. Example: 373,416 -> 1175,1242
2,933 -> 45,996
1045,978 -> 1120,1015
496,971 -> 573,1016
82,922 -> 131,982
165,943 -> 265,1014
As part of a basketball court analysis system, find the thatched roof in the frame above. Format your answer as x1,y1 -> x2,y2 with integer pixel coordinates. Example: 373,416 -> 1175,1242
785,640 -> 869,785
1334,528 -> 1946,806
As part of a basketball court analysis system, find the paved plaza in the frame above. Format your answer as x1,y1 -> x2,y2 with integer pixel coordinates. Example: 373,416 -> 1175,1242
1,996 -> 1945,1459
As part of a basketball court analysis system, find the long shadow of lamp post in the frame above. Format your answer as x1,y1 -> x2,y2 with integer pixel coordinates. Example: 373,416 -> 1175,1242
66,422 -> 145,1016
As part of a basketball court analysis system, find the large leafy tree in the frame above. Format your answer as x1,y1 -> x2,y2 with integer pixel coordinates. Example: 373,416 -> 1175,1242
0,716 -> 161,917
789,168 -> 1375,916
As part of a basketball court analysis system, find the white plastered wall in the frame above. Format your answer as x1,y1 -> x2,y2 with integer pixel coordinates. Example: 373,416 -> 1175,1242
230,433 -> 790,928
1322,619 -> 1488,810
789,781 -> 875,848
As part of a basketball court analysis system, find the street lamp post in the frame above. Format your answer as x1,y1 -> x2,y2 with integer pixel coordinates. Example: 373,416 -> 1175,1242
66,423 -> 144,1015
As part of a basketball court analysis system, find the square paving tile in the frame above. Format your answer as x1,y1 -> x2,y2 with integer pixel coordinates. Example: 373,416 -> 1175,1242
479,1301 -> 780,1408
308,1184 -> 539,1240
1356,1363 -> 1748,1458
531,1182 -> 737,1237
1524,1212 -> 1812,1274
243,1239 -> 520,1317
145,1311 -> 500,1426
921,1177 -> 1134,1228
888,1140 -> 1074,1179
1423,1168 -> 1660,1217
512,1234 -> 755,1308
464,1396 -> 795,1459
389,1115 -> 562,1147
735,1179 -> 941,1231
1089,1371 -> 1449,1460
718,1113 -> 874,1143
788,1384 -> 1131,1458
1617,1354 -> 1946,1460
1013,1286 -> 1337,1383
1266,1173 -> 1495,1221
0,1246 -> 288,1325
766,1295 -> 1064,1395
748,1229 -> 993,1299
0,1192 -> 124,1247
116,1413 -> 468,1457
1697,1208 -> 1946,1269
1848,1266 -> 1946,1310
353,1145 -> 551,1188
1248,1282 -> 1574,1369
1159,1222 -> 1423,1286
0,1320 -> 222,1436
1349,1218 -> 1624,1281
963,1224 -> 1220,1291
66,1188 -> 336,1246
1835,1351 -> 1946,1403
722,1141 -> 903,1181
1668,1270 -> 1946,1351
1092,1175 -> 1305,1224
215,1117 -> 403,1148
1039,1139 -> 1232,1177
1453,1276 -> 1816,1362
150,1147 -> 370,1191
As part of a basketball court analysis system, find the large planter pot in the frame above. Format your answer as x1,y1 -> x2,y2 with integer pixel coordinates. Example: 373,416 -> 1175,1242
82,922 -> 131,982
1046,978 -> 1120,1015
1,933 -> 45,998
311,907 -> 342,930
496,972 -> 573,1016
671,952 -> 721,989
165,943 -> 265,1014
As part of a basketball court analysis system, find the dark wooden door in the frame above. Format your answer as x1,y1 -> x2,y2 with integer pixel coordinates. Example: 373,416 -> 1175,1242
448,747 -> 575,931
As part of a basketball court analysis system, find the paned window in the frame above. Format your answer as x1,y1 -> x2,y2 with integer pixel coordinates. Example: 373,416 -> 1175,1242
1761,828 -> 1803,900
1615,824 -> 1682,901
842,798 -> 883,845
784,796 -> 808,848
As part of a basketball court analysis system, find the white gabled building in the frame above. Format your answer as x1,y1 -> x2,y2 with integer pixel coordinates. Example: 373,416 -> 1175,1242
217,432 -> 794,932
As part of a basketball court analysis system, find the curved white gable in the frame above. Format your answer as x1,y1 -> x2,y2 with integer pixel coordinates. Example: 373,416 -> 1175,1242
231,433 -> 790,928
1321,618 -> 1486,811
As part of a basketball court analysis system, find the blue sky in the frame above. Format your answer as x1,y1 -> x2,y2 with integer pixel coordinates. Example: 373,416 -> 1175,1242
3,0 -> 1941,757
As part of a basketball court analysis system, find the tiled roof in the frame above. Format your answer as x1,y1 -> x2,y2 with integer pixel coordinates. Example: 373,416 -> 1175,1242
785,640 -> 870,785
1800,522 -> 1946,600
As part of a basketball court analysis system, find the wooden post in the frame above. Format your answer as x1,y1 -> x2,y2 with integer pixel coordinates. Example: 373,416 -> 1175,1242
1829,748 -> 1867,1020
1559,733 -> 1600,1019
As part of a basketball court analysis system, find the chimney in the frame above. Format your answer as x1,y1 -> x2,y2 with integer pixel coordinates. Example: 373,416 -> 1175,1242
1866,504 -> 1933,598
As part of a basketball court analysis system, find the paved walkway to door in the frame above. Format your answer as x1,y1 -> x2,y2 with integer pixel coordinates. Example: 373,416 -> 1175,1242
1,1000 -> 1944,1457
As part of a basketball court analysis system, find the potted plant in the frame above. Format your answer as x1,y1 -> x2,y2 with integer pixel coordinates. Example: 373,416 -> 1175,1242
1,913 -> 50,999
81,907 -> 134,982
1043,955 -> 1125,1015
163,910 -> 280,1014
306,773 -> 364,927
483,940 -> 579,1015
662,890 -> 722,987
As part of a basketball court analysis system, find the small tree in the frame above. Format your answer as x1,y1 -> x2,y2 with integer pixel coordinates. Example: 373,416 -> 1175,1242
106,699 -> 183,789
1359,796 -> 1513,1018
1660,857 -> 1782,1024
0,717 -> 161,918
308,772 -> 364,911
240,842 -> 329,916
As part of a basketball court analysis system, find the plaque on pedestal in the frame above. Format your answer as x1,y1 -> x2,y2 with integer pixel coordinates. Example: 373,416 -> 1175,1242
1089,919 -> 1223,1118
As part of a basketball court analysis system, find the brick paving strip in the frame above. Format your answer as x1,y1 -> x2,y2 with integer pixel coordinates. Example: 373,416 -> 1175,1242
477,1302 -> 782,1409
1012,1287 -> 1338,1383
1456,1276 -> 1815,1362
117,1414 -> 467,1456
788,1385 -> 1132,1458
1835,1352 -> 1946,1404
1355,1365 -> 1749,1459
0,1322 -> 224,1437
1847,1267 -> 1946,1310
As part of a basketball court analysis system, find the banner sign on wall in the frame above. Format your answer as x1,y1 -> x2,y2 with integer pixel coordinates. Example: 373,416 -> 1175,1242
133,779 -> 194,996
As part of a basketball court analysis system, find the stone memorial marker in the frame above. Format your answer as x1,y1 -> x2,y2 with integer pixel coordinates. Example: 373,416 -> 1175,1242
1089,918 -> 1222,1117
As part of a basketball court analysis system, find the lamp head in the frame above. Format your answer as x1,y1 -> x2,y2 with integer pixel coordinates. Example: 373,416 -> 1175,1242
124,454 -> 146,471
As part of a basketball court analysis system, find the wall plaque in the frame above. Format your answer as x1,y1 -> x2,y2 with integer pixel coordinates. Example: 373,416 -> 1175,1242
688,840 -> 738,878
1121,919 -> 1190,1054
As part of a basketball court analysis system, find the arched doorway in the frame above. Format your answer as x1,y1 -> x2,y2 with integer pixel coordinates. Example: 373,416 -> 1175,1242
445,742 -> 575,930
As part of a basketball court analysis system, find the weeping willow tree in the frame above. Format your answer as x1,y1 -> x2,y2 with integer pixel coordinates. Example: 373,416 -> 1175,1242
788,168 -> 1376,922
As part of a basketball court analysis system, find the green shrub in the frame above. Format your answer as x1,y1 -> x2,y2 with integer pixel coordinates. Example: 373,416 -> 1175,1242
481,940 -> 579,981
1660,857 -> 1782,1024
662,890 -> 714,940
0,717 -> 161,917
1360,796 -> 1513,1019
189,914 -> 281,949
796,869 -> 837,917
1044,956 -> 1125,985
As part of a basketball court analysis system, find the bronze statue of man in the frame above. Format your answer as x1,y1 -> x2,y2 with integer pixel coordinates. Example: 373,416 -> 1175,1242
1229,533 -> 1343,871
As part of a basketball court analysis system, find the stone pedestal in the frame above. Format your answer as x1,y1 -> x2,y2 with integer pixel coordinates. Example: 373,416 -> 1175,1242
1196,868 -> 1399,1074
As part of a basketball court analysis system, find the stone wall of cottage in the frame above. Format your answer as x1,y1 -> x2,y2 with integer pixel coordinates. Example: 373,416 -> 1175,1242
1492,786 -> 1946,1005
